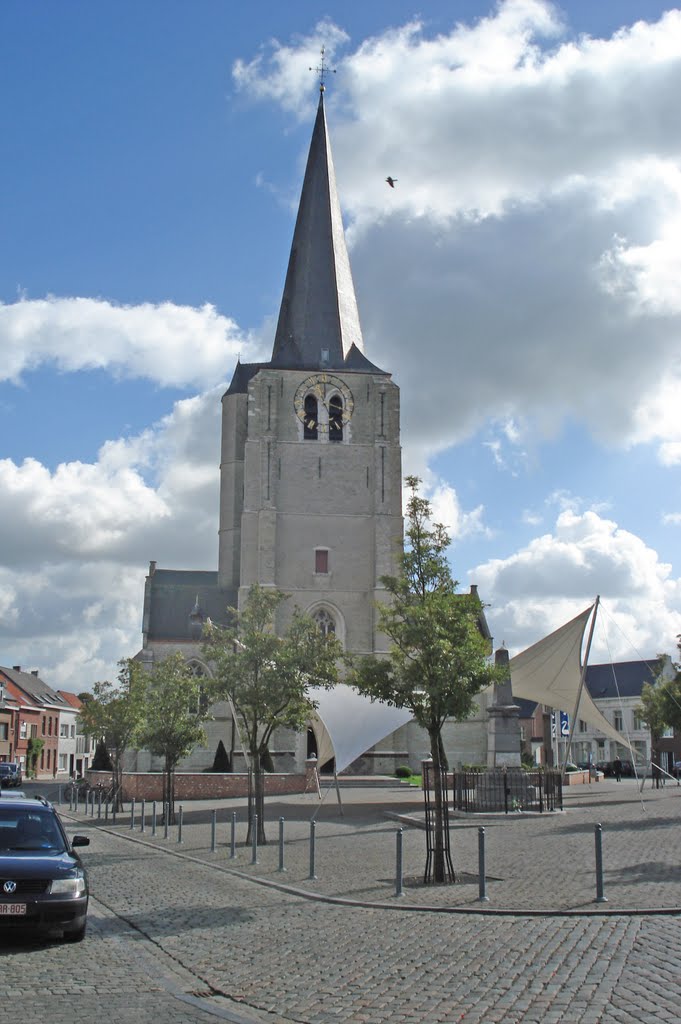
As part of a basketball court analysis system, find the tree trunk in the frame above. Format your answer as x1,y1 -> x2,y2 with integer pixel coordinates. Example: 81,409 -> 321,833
246,750 -> 267,845
429,727 -> 446,883
166,761 -> 176,824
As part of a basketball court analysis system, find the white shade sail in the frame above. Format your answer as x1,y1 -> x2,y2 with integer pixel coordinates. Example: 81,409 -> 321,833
508,604 -> 633,752
309,684 -> 413,775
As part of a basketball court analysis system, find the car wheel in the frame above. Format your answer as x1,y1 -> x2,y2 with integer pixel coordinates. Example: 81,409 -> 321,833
63,920 -> 87,943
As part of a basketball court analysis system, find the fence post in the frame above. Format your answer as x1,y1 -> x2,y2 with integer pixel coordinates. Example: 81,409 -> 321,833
230,811 -> 237,859
594,823 -> 608,903
211,810 -> 217,853
130,798 -> 135,830
478,827 -> 489,902
309,820 -> 317,880
251,814 -> 258,864
395,828 -> 404,897
538,772 -> 544,814
177,805 -> 183,844
277,817 -> 286,872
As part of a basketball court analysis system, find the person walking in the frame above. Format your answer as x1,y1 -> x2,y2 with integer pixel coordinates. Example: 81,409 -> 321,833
613,756 -> 622,782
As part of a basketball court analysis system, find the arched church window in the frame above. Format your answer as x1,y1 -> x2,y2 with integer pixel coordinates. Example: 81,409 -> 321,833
329,394 -> 343,442
313,609 -> 336,637
304,394 -> 318,440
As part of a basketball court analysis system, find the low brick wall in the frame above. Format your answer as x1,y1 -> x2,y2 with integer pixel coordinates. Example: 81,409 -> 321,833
87,759 -> 318,801
563,769 -> 601,785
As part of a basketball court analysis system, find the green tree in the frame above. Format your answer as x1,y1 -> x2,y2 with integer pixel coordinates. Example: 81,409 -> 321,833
351,476 -> 501,883
26,737 -> 44,778
79,659 -> 145,809
202,584 -> 343,843
135,652 -> 209,822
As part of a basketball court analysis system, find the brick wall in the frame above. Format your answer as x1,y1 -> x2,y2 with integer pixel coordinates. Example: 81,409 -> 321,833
87,758 -> 319,801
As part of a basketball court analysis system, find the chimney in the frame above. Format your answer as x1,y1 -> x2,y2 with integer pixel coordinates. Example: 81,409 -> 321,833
149,560 -> 157,576
13,665 -> 21,672
31,670 -> 39,677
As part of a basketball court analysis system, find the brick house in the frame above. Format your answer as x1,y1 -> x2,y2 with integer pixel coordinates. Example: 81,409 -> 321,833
0,666 -> 71,779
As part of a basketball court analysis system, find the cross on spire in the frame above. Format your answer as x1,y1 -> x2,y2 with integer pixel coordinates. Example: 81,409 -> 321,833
309,46 -> 336,93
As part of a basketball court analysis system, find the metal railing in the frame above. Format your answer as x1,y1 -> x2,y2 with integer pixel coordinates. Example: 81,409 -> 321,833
452,769 -> 562,813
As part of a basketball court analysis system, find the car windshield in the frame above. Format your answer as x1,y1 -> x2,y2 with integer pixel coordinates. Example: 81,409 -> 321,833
0,807 -> 66,853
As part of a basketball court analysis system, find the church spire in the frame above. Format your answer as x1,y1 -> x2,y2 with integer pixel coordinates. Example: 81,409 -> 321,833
270,87 -> 365,368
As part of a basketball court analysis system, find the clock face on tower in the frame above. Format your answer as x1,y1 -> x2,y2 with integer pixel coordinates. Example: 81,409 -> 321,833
293,373 -> 354,433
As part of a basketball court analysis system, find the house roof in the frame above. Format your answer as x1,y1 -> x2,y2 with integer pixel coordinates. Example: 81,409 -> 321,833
57,690 -> 83,709
0,666 -> 69,708
585,659 -> 663,700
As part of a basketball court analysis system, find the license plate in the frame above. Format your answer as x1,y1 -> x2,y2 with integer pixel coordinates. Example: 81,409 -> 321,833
0,903 -> 26,915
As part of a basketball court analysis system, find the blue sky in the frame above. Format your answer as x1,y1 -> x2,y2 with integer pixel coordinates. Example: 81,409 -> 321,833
1,1 -> 680,690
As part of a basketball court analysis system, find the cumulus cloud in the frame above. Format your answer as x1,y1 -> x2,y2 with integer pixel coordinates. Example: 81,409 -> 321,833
234,2 -> 681,465
0,296 -> 261,390
474,508 -> 681,661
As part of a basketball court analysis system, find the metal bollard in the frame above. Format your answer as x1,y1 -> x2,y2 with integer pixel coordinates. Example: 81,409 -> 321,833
178,805 -> 183,844
140,799 -> 146,833
152,801 -> 157,836
595,823 -> 608,903
478,827 -> 489,902
130,798 -> 136,830
112,798 -> 116,825
105,800 -> 109,822
164,803 -> 169,839
97,789 -> 102,819
230,812 -> 237,859
58,785 -> 62,807
251,814 -> 258,864
278,817 -> 286,873
211,810 -> 217,853
308,820 -> 317,880
395,828 -> 404,897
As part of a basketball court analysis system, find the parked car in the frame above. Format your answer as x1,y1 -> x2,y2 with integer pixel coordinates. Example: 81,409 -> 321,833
0,795 -> 89,941
0,763 -> 22,788
0,791 -> 27,800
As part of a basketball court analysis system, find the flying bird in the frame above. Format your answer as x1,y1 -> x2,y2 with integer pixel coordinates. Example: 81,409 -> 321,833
385,176 -> 397,188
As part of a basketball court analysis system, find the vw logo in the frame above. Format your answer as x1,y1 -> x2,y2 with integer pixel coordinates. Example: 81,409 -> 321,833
3,881 -> 17,894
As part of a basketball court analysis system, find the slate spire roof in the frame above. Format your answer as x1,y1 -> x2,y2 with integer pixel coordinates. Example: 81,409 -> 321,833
270,89 -> 371,371
226,85 -> 386,397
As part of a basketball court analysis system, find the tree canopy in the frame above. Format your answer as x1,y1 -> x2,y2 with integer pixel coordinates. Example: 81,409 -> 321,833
202,584 -> 343,840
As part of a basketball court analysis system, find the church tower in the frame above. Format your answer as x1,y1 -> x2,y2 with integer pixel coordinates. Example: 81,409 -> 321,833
218,87 -> 403,653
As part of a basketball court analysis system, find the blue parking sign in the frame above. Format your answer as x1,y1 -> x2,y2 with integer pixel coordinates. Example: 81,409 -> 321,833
560,711 -> 570,737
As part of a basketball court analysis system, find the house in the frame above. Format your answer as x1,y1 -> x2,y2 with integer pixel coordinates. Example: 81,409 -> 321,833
567,656 -> 677,772
57,690 -> 95,777
0,666 -> 71,779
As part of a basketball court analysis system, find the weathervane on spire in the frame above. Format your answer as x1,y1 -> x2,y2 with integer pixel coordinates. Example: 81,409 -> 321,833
309,46 -> 336,93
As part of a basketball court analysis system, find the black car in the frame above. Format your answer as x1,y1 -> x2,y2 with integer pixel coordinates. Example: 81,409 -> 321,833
0,795 -> 89,941
0,763 -> 22,788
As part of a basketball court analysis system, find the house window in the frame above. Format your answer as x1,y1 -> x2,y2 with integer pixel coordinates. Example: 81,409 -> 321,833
40,750 -> 45,769
60,723 -> 69,737
579,719 -> 587,733
329,394 -> 343,442
48,716 -> 52,735
614,711 -> 623,732
42,716 -> 46,736
71,724 -> 76,738
633,712 -> 644,730
313,609 -> 335,637
0,723 -> 7,741
47,749 -> 51,769
304,395 -> 318,440
20,722 -> 27,740
315,549 -> 329,574
59,754 -> 67,771
30,724 -> 37,738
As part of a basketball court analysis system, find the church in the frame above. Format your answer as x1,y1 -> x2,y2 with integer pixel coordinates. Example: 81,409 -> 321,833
133,82 -> 500,776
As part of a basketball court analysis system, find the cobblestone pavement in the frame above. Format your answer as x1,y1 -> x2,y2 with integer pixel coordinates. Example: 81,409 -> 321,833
4,779 -> 681,1023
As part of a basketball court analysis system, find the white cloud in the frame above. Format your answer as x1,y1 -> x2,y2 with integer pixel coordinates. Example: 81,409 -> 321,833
473,508 -> 681,661
233,3 -> 681,465
0,296 -> 260,390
